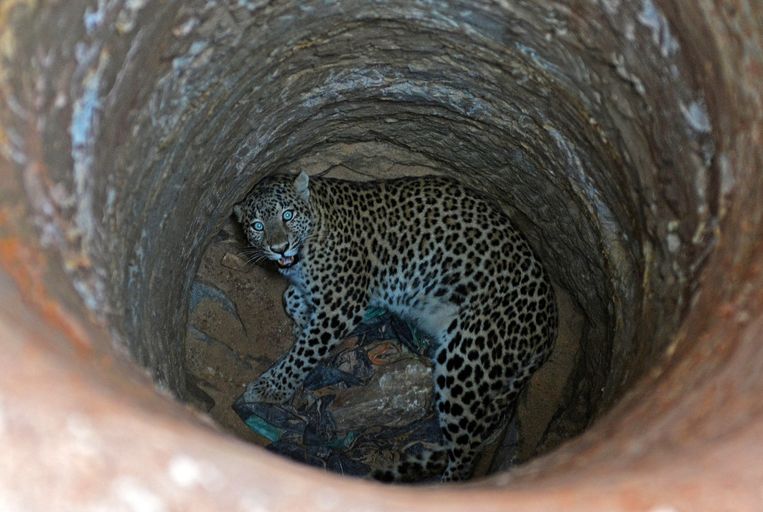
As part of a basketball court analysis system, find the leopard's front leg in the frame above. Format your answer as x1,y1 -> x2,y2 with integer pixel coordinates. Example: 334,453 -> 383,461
283,284 -> 310,335
243,285 -> 369,404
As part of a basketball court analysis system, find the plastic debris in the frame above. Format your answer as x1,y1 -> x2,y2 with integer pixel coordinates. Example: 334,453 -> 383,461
233,308 -> 439,478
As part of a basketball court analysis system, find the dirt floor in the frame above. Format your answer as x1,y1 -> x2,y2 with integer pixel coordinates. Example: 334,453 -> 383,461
183,156 -> 583,479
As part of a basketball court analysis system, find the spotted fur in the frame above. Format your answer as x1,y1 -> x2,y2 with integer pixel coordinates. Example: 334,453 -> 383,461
235,172 -> 557,482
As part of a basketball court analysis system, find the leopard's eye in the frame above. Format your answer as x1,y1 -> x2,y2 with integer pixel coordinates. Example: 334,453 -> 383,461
253,221 -> 264,231
282,210 -> 294,221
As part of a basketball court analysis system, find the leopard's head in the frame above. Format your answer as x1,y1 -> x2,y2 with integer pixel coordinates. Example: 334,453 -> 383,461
234,171 -> 313,269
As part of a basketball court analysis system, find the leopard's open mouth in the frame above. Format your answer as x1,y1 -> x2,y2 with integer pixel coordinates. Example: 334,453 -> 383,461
277,255 -> 298,268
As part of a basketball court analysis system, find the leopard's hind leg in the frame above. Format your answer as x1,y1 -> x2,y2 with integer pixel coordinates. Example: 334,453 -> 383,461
432,312 -> 547,482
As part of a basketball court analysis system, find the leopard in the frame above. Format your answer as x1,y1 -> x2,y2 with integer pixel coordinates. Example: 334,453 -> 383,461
233,171 -> 558,482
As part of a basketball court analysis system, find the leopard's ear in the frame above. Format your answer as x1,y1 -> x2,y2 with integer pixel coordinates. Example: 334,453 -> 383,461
233,203 -> 245,223
293,171 -> 310,202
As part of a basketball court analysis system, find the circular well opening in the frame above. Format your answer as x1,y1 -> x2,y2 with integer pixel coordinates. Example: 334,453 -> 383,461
2,0 -> 762,509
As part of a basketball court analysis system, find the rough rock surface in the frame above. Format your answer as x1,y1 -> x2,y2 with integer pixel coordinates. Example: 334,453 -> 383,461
2,0 -> 763,509
3,3 -> 717,428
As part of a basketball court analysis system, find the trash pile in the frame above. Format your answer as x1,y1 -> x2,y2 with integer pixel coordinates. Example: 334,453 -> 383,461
232,308 -> 441,479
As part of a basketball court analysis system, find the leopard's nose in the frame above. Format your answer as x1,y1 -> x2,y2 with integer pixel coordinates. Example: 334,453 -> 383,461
270,242 -> 288,254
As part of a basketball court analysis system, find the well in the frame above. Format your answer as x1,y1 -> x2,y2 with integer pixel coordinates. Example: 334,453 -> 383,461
1,1 -> 762,510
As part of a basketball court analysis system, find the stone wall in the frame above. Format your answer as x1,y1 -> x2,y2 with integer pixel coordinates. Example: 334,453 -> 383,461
1,1 -> 762,510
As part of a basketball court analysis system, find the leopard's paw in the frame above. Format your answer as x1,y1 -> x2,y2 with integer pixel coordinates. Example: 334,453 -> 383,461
242,375 -> 293,404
